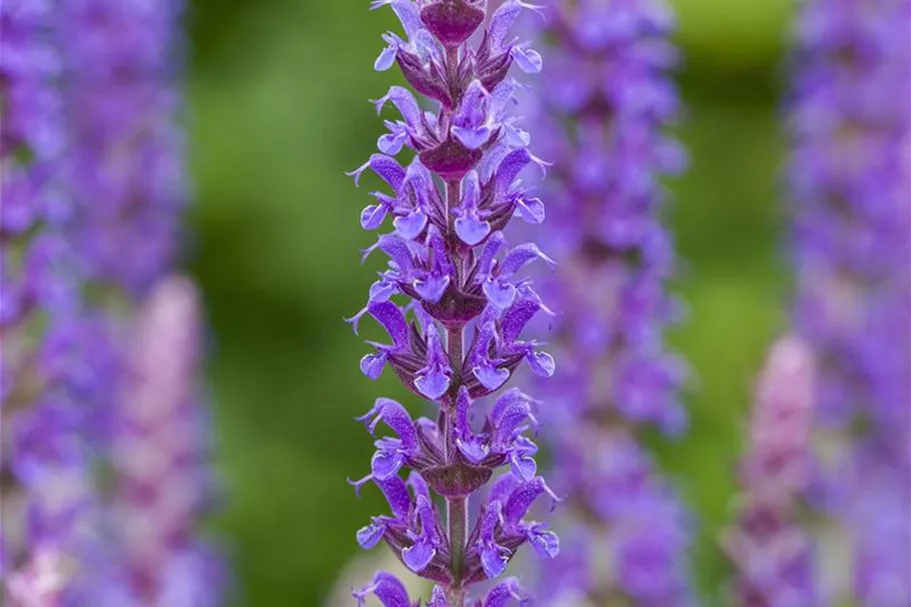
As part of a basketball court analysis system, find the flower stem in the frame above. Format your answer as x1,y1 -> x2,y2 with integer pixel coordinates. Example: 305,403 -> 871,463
443,142 -> 467,606
447,495 -> 468,605
446,319 -> 467,604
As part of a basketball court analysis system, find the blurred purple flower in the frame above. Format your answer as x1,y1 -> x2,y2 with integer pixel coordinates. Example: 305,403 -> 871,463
518,1 -> 695,604
724,337 -> 819,607
104,277 -> 223,607
349,2 -> 556,604
1,0 -> 217,602
0,0 -> 100,598
58,0 -> 188,296
789,0 -> 910,604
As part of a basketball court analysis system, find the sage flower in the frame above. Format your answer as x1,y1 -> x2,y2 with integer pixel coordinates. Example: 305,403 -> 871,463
519,2 -> 695,604
789,0 -> 910,604
349,2 -> 557,605
724,337 -> 818,607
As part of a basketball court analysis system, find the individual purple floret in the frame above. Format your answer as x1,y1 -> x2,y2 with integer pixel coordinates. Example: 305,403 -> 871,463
517,1 -> 694,605
348,2 -> 556,605
104,277 -> 223,607
788,0 -> 910,604
724,337 -> 819,607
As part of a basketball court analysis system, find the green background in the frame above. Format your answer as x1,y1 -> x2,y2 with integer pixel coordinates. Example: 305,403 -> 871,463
186,1 -> 796,604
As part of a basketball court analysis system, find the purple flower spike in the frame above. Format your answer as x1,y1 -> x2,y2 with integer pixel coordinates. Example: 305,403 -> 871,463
724,337 -> 819,606
788,0 -> 910,603
2,1 -> 224,603
420,0 -> 486,48
516,1 -> 698,604
108,278 -> 224,606
351,1 -> 556,603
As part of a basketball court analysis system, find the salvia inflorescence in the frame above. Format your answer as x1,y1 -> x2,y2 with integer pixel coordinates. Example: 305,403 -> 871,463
3,0 -> 909,604
347,1 -> 561,605
789,0 -> 911,605
724,337 -> 818,607
518,1 -> 695,605
1,1 -> 222,604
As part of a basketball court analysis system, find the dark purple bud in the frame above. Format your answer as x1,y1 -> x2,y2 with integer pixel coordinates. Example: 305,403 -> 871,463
419,137 -> 483,183
420,0 -> 486,48
396,51 -> 453,107
421,462 -> 493,497
477,48 -> 513,93
422,289 -> 488,328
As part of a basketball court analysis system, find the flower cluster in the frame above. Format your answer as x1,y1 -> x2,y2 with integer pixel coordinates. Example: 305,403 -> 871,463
724,337 -> 818,607
101,277 -> 223,607
348,2 -> 558,605
1,1 -> 101,599
519,2 -> 694,605
789,0 -> 910,604
1,1 -> 220,603
58,0 -> 187,296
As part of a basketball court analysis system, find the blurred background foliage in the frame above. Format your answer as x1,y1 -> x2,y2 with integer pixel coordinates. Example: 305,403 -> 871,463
185,0 -> 796,604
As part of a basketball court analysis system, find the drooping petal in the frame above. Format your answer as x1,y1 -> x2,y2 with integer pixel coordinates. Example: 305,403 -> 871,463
348,154 -> 406,192
368,301 -> 411,348
370,0 -> 425,39
510,44 -> 543,73
497,243 -> 555,279
526,522 -> 560,558
356,398 -> 419,451
356,519 -> 387,549
484,578 -> 530,607
374,86 -> 424,132
353,571 -> 414,607
487,1 -> 545,51
514,196 -> 545,224
503,477 -> 559,527
360,350 -> 389,379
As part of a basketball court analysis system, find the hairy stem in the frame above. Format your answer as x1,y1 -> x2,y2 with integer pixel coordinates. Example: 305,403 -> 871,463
444,165 -> 467,604
447,494 -> 468,603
